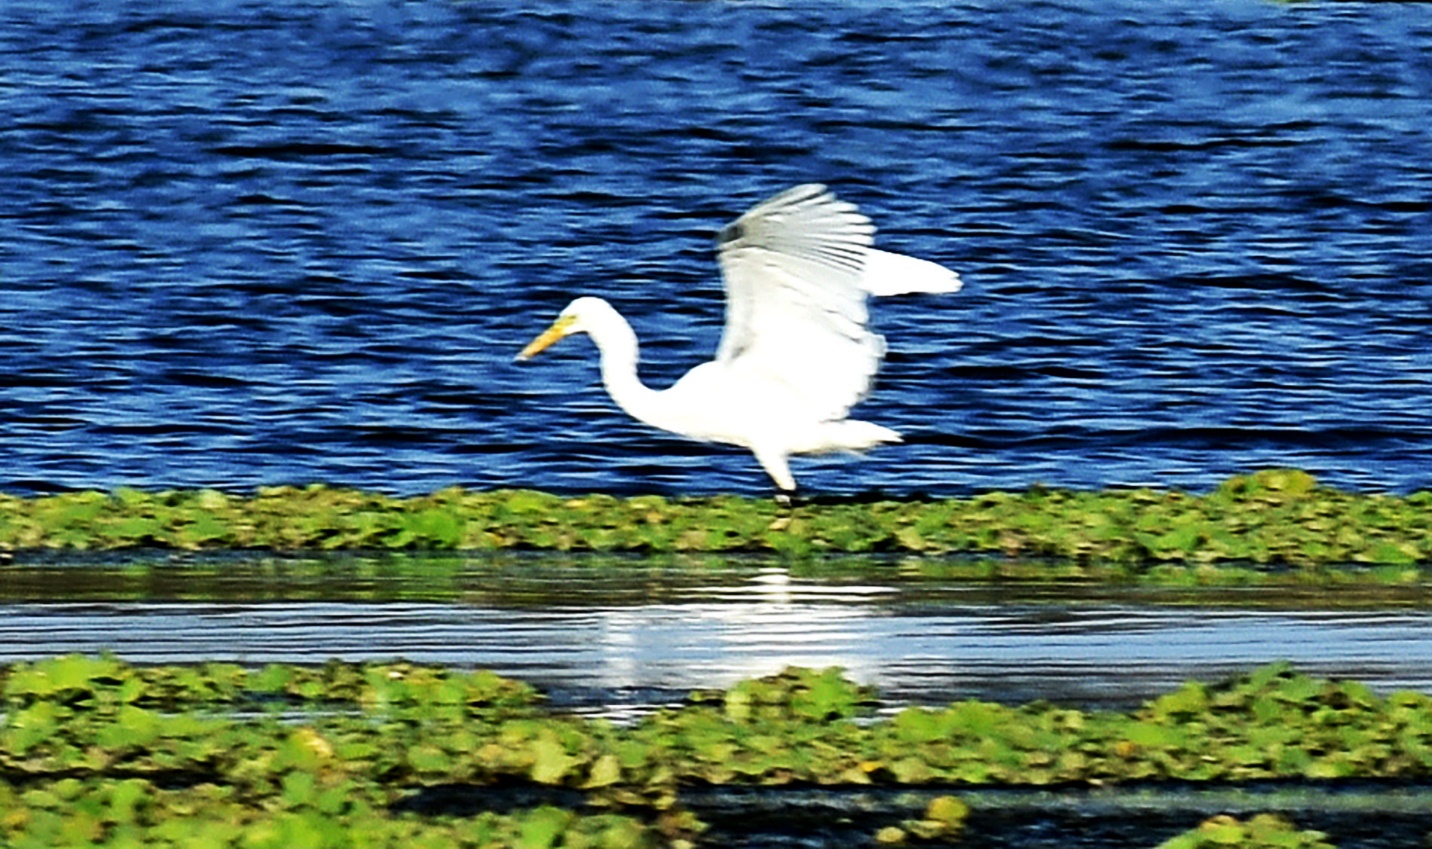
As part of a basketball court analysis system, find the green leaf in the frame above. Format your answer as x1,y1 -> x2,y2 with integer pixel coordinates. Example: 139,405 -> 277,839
530,730 -> 579,785
584,753 -> 622,788
280,771 -> 316,808
107,779 -> 151,824
1123,721 -> 1178,748
517,806 -> 571,849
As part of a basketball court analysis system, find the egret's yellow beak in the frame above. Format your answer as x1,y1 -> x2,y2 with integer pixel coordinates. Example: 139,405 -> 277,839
516,314 -> 577,362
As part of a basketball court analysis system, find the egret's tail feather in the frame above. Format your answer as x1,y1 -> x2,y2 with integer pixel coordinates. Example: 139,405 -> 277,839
793,420 -> 902,455
862,248 -> 962,296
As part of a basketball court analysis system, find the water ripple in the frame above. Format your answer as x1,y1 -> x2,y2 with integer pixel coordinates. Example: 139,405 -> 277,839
2,0 -> 1431,496
7,566 -> 1432,711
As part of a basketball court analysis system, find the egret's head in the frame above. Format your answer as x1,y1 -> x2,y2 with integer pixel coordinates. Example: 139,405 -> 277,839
515,297 -> 603,361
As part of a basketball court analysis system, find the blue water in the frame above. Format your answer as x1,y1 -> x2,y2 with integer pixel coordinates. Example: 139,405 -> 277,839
3,0 -> 1431,498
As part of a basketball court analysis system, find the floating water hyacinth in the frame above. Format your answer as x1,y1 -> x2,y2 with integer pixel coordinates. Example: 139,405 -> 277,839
1156,814 -> 1334,849
1,471 -> 1431,573
3,656 -> 1432,847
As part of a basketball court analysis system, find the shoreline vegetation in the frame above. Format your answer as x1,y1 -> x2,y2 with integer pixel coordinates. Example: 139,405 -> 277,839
0,656 -> 1414,848
0,470 -> 1430,574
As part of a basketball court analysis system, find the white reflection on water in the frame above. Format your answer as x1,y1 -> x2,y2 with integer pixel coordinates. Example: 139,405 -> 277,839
3,568 -> 1432,707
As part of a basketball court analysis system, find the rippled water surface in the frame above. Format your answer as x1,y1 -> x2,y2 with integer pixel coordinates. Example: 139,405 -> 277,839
3,0 -> 1431,497
6,556 -> 1432,712
9,551 -> 1432,843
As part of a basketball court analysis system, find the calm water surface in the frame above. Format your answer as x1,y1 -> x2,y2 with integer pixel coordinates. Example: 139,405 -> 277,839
2,0 -> 1431,497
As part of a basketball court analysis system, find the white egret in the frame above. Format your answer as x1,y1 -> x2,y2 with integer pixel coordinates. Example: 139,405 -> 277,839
516,184 -> 961,498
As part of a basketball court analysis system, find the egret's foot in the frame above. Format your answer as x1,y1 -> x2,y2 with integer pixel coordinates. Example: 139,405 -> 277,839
768,490 -> 796,530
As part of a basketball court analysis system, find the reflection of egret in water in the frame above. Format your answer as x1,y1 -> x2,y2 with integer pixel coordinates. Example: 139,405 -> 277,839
594,567 -> 899,692
8,574 -> 1432,710
588,581 -> 1432,709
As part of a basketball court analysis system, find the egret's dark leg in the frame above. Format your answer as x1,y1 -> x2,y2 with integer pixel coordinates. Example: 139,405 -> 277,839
753,447 -> 797,499
767,487 -> 798,530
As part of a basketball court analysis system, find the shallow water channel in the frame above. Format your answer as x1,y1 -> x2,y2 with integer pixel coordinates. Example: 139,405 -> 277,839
4,553 -> 1432,846
5,554 -> 1432,710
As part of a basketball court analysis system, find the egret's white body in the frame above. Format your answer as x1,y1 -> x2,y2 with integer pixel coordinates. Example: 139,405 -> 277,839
517,184 -> 961,496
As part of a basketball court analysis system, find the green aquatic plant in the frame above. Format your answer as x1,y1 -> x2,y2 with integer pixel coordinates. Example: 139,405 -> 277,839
873,794 -> 971,844
2,470 -> 1431,571
7,655 -> 1432,847
7,655 -> 1432,794
0,777 -> 662,849
690,666 -> 879,723
1156,814 -> 1334,849
0,654 -> 542,721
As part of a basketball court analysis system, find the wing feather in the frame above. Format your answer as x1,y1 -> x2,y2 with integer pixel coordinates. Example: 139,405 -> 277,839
714,184 -> 884,421
862,248 -> 963,295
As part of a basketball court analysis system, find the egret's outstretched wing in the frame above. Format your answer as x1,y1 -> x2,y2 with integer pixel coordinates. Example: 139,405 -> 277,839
714,184 -> 882,421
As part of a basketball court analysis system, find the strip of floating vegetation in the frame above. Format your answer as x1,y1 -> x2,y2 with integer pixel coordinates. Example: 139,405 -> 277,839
3,469 -> 1432,570
0,656 -> 1428,847
1155,815 -> 1333,849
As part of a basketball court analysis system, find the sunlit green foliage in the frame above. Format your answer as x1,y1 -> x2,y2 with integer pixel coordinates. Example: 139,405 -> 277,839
0,779 -> 657,849
3,471 -> 1432,571
2,655 -> 1430,845
1156,814 -> 1335,849
872,794 -> 970,844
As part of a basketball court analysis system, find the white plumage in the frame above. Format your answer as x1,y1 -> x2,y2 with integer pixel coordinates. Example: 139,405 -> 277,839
516,184 -> 961,496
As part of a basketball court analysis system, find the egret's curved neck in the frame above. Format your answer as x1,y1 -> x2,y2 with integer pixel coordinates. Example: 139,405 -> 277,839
580,300 -> 665,427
